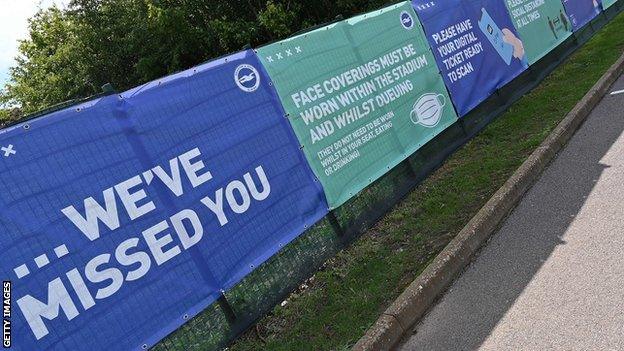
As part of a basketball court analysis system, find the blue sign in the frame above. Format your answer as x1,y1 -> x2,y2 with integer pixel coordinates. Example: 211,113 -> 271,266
412,0 -> 528,116
562,0 -> 603,30
0,50 -> 328,350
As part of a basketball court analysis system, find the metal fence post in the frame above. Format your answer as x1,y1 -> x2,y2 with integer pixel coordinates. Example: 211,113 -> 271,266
101,83 -> 116,95
218,292 -> 237,325
458,118 -> 469,137
327,211 -> 344,237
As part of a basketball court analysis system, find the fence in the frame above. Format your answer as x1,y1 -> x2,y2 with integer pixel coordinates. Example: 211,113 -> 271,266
0,1 -> 622,350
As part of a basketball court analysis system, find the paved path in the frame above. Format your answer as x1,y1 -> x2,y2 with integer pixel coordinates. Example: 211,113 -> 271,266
399,74 -> 624,351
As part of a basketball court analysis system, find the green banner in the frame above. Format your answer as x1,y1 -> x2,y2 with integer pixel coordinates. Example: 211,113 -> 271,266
258,1 -> 458,208
603,0 -> 619,9
504,0 -> 573,64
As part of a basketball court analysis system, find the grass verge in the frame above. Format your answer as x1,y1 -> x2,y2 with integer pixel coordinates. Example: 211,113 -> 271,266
230,12 -> 624,351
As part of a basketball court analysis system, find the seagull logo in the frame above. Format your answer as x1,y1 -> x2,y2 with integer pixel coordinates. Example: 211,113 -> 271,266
238,72 -> 256,84
400,11 -> 414,30
235,64 -> 261,93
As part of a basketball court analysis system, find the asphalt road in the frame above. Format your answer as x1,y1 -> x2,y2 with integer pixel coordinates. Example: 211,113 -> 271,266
399,73 -> 624,351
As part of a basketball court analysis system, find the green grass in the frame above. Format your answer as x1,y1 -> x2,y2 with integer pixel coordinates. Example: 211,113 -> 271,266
229,12 -> 624,351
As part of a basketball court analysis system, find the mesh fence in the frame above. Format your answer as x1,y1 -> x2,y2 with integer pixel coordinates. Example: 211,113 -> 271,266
151,3 -> 623,351
3,3 -> 619,351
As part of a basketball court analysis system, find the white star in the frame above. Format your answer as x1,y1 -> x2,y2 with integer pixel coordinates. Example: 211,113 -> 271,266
1,144 -> 16,157
286,49 -> 293,56
267,56 -> 274,63
295,46 -> 302,53
276,52 -> 284,60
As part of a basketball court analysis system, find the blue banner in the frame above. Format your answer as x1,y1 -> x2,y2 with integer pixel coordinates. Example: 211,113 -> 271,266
0,50 -> 328,350
562,0 -> 603,30
412,0 -> 529,116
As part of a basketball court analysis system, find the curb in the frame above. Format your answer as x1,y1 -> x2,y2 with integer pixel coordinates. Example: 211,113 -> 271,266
353,51 -> 624,351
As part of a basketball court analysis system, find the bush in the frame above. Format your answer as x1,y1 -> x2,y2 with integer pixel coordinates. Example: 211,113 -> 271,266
0,0 -> 390,114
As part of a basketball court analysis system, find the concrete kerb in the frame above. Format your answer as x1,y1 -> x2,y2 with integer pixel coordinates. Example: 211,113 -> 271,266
353,51 -> 624,351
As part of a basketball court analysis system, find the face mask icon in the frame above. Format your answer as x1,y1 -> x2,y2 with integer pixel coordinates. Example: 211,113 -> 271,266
411,93 -> 446,128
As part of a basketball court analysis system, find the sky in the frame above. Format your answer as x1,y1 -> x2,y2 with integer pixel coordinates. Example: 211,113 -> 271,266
0,0 -> 66,88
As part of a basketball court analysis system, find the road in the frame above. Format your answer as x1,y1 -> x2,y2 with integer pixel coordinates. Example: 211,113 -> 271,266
399,73 -> 624,351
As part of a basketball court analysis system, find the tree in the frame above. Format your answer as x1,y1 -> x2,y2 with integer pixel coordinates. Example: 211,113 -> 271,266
1,7 -> 92,113
1,0 -> 390,115
0,107 -> 23,128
